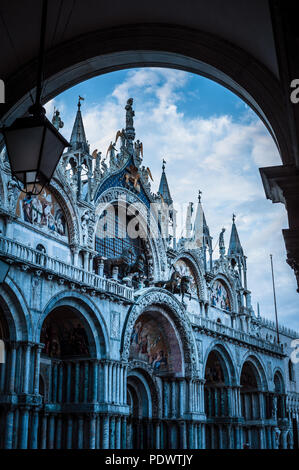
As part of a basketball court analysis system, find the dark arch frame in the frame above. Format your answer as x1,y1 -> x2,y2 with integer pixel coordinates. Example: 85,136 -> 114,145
0,24 -> 291,166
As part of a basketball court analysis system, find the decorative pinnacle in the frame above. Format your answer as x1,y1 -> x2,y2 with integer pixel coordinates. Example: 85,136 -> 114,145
232,213 -> 236,223
198,190 -> 202,202
78,95 -> 84,108
162,159 -> 166,171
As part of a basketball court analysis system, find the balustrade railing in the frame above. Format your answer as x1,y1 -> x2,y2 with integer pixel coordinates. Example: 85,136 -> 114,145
0,236 -> 134,301
190,314 -> 284,355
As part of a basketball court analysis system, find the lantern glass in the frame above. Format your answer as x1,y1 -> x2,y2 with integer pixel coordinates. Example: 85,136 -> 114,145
2,114 -> 69,190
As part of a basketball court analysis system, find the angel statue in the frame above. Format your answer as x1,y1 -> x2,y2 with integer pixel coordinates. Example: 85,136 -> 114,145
125,98 -> 135,128
141,166 -> 153,187
92,149 -> 102,179
115,129 -> 126,149
134,140 -> 143,162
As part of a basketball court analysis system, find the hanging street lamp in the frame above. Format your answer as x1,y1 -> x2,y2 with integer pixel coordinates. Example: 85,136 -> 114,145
0,0 -> 69,195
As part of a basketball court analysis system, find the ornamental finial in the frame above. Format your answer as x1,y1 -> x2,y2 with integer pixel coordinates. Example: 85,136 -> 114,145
162,159 -> 166,171
78,95 -> 84,108
232,213 -> 236,223
198,189 -> 202,202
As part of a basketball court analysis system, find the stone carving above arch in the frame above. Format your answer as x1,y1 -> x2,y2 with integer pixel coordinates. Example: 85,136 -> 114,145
121,288 -> 197,376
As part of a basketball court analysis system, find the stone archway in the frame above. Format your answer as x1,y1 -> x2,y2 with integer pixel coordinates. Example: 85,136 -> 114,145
126,367 -> 160,449
240,359 -> 267,449
203,346 -> 236,449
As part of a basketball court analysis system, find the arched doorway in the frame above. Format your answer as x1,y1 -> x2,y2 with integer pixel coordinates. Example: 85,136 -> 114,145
204,349 -> 233,449
38,306 -> 97,449
126,306 -> 187,449
240,360 -> 265,449
126,369 -> 158,449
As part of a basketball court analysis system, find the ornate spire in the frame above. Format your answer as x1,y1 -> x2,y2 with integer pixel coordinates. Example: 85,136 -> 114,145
125,98 -> 135,152
70,96 -> 89,153
228,214 -> 244,257
219,228 -> 226,257
158,159 -> 173,205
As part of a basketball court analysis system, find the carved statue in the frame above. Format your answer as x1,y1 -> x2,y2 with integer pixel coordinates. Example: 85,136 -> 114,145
180,275 -> 192,303
125,98 -> 135,128
155,270 -> 181,294
219,227 -> 226,256
52,109 -> 64,130
105,247 -> 134,278
134,140 -> 143,163
124,165 -> 141,192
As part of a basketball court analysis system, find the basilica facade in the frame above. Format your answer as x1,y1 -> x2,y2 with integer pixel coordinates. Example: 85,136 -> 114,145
0,98 -> 298,450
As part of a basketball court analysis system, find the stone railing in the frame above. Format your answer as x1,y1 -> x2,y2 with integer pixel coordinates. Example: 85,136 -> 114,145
190,314 -> 285,356
0,236 -> 134,302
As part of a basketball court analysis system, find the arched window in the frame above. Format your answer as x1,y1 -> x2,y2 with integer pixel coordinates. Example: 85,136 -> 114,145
95,203 -> 148,280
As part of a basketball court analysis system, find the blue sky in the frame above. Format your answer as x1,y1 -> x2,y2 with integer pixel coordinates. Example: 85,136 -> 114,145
45,67 -> 299,331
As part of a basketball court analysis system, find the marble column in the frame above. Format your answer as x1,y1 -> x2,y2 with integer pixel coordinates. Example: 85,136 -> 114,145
19,407 -> 30,449
66,416 -> 73,449
22,343 -> 31,394
92,361 -> 98,403
52,362 -> 58,402
33,345 -> 42,394
179,379 -> 184,417
74,362 -> 80,403
4,408 -> 14,448
188,422 -> 194,449
121,416 -> 127,449
123,365 -> 128,404
30,410 -> 39,449
119,365 -> 124,405
8,343 -> 17,393
57,362 -> 63,402
110,416 -> 116,449
40,413 -> 48,449
201,424 -> 206,449
115,417 -> 121,449
163,380 -> 168,418
48,414 -> 55,449
89,413 -> 96,449
171,380 -> 176,418
102,415 -> 110,449
56,416 -> 62,449
108,362 -> 112,403
66,362 -> 72,402
77,416 -> 84,449
103,361 -> 108,402
154,420 -> 161,449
